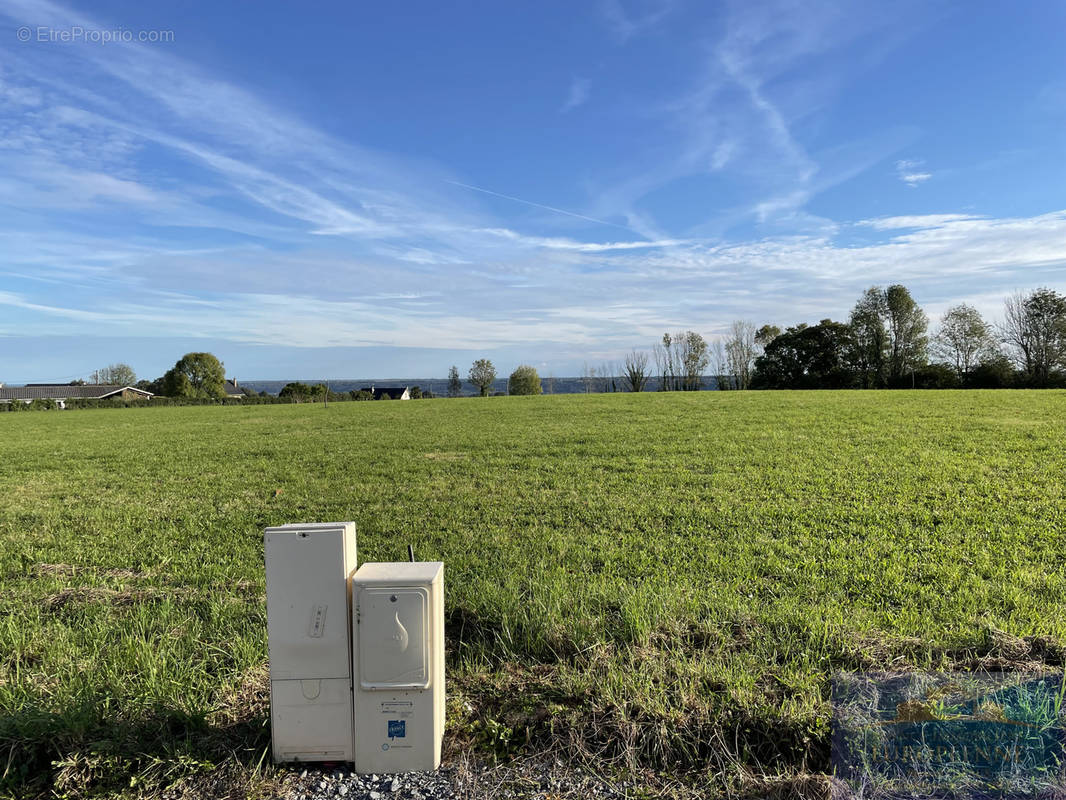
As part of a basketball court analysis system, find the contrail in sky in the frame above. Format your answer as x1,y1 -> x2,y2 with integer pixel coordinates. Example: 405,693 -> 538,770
445,179 -> 637,233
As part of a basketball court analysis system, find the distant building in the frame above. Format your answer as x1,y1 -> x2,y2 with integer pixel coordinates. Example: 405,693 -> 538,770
223,379 -> 247,398
360,385 -> 411,400
0,384 -> 154,409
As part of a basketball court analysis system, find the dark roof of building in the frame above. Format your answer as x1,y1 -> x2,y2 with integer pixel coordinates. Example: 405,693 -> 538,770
0,385 -> 153,400
222,380 -> 246,396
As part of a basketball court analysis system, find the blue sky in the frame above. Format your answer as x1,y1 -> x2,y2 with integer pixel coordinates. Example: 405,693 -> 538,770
1,0 -> 1065,382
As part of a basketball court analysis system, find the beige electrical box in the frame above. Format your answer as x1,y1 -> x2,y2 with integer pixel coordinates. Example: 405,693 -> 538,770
265,522 -> 357,763
352,562 -> 444,773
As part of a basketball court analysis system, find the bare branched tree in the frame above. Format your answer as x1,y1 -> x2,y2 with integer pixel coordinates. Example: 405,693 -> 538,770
1001,288 -> 1066,385
654,333 -> 678,391
623,350 -> 649,392
598,362 -> 619,392
655,331 -> 708,391
724,321 -> 758,390
710,339 -> 731,389
581,362 -> 595,393
93,363 -> 137,385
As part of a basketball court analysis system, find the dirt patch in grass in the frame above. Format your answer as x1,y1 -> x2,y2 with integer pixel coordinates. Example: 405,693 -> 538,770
960,626 -> 1066,670
837,630 -> 930,670
839,627 -> 1066,673
40,585 -> 191,613
36,562 -> 152,580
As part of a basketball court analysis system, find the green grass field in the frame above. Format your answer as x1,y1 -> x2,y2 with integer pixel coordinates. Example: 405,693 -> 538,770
1,391 -> 1064,797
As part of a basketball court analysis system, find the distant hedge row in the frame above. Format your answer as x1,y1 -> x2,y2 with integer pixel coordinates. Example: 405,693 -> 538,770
0,389 -> 432,412
0,397 -> 244,412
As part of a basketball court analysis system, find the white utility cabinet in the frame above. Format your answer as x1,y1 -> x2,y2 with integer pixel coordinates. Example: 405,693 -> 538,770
352,561 -> 445,773
265,521 -> 357,763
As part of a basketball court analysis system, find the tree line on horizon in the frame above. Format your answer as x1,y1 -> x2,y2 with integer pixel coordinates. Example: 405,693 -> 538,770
7,286 -> 1064,411
148,284 -> 1064,399
610,285 -> 1066,391
458,285 -> 1065,395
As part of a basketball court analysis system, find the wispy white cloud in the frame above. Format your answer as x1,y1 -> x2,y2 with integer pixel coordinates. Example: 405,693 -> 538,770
0,0 -> 489,249
588,0 -> 918,234
618,211 -> 1066,285
4,208 -> 1063,356
475,228 -> 689,252
859,213 -> 979,230
599,0 -> 674,43
1034,79 -> 1066,116
896,158 -> 932,186
561,77 -> 591,112
0,75 -> 42,107
717,48 -> 818,186
709,140 -> 737,171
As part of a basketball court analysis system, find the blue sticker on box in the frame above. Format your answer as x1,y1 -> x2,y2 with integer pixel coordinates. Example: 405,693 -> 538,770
388,719 -> 406,739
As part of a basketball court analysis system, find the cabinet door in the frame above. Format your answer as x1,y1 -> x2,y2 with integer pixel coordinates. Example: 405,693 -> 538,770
358,587 -> 429,689
266,531 -> 350,679
271,678 -> 353,762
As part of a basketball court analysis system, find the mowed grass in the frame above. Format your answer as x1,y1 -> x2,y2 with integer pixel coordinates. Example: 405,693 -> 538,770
1,391 -> 1064,796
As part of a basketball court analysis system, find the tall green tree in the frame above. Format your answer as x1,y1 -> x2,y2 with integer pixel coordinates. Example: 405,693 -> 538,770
846,285 -> 928,387
884,284 -> 928,381
162,352 -> 226,399
447,365 -> 462,398
135,376 -> 165,395
468,359 -> 497,397
933,304 -> 995,382
507,365 -> 542,395
755,325 -> 781,348
161,369 -> 194,398
678,331 -> 709,390
751,320 -> 856,389
848,288 -> 889,388
279,382 -> 313,401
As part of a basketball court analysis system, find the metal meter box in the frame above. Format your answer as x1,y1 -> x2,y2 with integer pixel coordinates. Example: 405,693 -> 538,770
352,561 -> 444,773
265,521 -> 357,763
